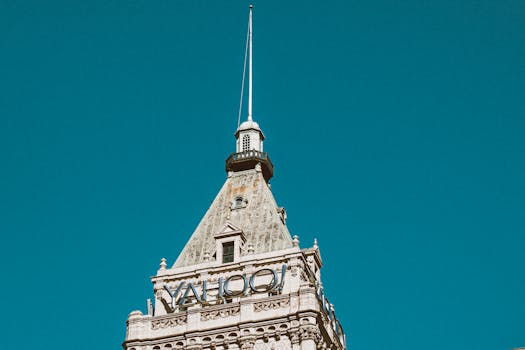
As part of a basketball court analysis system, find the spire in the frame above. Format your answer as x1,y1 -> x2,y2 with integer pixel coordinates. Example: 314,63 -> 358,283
248,4 -> 253,121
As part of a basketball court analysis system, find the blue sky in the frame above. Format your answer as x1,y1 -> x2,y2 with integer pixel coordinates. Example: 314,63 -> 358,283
0,1 -> 524,349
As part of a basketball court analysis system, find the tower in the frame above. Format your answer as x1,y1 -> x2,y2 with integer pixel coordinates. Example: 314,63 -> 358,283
123,6 -> 347,350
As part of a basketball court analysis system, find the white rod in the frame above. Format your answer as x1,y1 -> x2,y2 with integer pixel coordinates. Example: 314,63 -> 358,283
248,5 -> 253,121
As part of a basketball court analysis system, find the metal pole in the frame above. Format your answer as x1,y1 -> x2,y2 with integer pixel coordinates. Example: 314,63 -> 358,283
248,5 -> 253,121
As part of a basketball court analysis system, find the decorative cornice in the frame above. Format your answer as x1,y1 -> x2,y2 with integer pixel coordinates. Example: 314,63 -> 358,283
128,321 -> 333,350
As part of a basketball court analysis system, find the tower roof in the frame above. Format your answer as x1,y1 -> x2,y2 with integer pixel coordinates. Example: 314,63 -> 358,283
235,120 -> 265,139
173,168 -> 293,268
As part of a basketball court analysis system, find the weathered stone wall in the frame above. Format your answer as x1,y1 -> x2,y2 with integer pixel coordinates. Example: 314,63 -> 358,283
173,169 -> 293,268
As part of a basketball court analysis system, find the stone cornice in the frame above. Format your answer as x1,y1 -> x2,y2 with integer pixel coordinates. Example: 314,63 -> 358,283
153,249 -> 301,281
125,313 -> 346,350
301,247 -> 323,267
125,319 -> 294,349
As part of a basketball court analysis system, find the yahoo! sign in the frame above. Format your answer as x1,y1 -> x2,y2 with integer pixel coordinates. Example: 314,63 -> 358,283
163,265 -> 287,309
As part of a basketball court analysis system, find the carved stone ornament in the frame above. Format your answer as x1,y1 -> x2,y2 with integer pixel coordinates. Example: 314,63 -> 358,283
253,297 -> 290,312
300,325 -> 321,343
288,330 -> 301,345
151,315 -> 187,329
200,305 -> 240,321
291,266 -> 299,277
240,337 -> 256,350
300,272 -> 308,282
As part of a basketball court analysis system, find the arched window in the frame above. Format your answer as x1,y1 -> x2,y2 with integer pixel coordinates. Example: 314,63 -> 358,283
242,134 -> 251,151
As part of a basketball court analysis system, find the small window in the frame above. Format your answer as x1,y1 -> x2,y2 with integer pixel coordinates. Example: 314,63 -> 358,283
231,196 -> 247,210
222,241 -> 235,263
242,134 -> 251,151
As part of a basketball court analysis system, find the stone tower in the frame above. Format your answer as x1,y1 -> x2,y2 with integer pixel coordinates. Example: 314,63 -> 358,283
123,6 -> 347,350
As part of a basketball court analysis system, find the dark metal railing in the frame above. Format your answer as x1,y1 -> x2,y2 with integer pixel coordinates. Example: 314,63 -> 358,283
229,150 -> 268,162
225,150 -> 274,181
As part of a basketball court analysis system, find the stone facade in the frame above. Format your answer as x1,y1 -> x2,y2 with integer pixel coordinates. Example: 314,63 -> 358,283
124,242 -> 346,350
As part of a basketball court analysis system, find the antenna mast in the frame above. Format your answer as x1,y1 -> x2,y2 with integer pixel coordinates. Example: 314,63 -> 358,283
248,5 -> 253,121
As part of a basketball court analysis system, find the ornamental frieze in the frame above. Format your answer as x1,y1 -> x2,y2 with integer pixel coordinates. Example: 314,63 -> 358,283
201,305 -> 240,321
253,296 -> 290,312
151,315 -> 187,329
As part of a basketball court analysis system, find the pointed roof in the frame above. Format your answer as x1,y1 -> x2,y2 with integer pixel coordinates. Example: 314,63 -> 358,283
173,168 -> 293,268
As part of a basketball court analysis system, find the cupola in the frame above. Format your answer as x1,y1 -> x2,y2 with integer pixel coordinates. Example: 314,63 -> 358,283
235,119 -> 264,153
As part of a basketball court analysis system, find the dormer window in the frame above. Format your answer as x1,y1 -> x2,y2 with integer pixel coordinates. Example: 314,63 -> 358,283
213,222 -> 246,265
242,134 -> 251,151
222,241 -> 235,263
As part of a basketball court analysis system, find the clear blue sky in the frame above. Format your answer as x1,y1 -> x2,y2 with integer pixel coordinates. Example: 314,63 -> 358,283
1,1 -> 524,349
